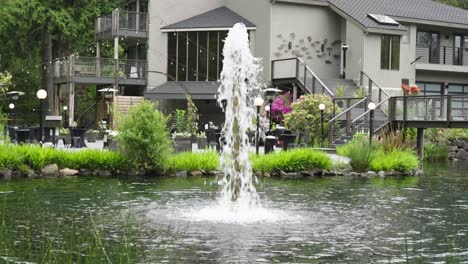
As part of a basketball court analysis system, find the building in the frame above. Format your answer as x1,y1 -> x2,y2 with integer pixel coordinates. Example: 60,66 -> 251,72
53,0 -> 468,128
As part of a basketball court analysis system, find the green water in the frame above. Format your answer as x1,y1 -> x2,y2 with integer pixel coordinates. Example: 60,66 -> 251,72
0,162 -> 467,263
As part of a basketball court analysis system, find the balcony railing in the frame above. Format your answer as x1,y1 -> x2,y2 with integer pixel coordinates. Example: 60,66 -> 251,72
95,9 -> 148,39
416,45 -> 468,66
54,56 -> 147,82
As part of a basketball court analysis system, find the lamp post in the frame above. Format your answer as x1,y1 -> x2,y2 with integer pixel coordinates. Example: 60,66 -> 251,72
9,103 -> 15,126
36,89 -> 48,142
254,96 -> 265,155
319,103 -> 326,147
368,102 -> 376,145
265,105 -> 271,134
63,106 -> 69,128
341,44 -> 349,79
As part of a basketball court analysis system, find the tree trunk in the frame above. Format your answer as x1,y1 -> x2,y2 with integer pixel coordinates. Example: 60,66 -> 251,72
42,24 -> 55,113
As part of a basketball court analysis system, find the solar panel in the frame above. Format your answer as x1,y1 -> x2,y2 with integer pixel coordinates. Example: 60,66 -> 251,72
368,14 -> 400,26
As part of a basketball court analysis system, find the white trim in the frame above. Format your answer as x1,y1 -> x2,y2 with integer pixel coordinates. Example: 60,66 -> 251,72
161,27 -> 256,32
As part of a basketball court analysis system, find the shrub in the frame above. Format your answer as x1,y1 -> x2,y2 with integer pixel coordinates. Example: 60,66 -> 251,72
284,94 -> 336,144
167,151 -> 219,173
378,127 -> 409,153
251,148 -> 332,173
424,143 -> 449,161
370,150 -> 420,173
346,141 -> 374,173
117,100 -> 172,173
271,92 -> 293,122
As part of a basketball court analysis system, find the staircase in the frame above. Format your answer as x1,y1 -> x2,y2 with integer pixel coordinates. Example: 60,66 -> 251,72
321,79 -> 358,97
115,96 -> 144,115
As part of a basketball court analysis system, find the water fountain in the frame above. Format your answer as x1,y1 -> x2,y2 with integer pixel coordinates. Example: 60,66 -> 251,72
216,23 -> 261,207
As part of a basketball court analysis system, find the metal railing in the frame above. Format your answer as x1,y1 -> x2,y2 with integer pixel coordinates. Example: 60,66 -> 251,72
351,97 -> 391,134
53,56 -> 147,79
327,97 -> 368,144
416,45 -> 468,66
271,57 -> 335,97
95,9 -> 148,35
360,70 -> 390,109
389,95 -> 468,122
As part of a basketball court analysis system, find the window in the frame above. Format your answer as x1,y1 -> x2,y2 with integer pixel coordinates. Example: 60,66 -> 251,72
167,31 -> 228,81
448,84 -> 468,112
381,35 -> 400,70
416,82 -> 443,95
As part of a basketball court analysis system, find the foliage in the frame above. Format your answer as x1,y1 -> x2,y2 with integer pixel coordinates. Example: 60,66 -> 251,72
401,84 -> 420,96
370,150 -> 420,173
378,127 -> 409,153
117,101 -> 172,172
251,148 -> 332,173
284,94 -> 336,143
167,151 -> 219,173
335,85 -> 346,99
353,86 -> 367,98
0,144 -> 131,172
271,92 -> 293,122
426,128 -> 468,143
424,143 -> 449,161
437,0 -> 468,9
0,71 -> 12,96
174,110 -> 188,134
337,133 -> 420,173
186,96 -> 199,135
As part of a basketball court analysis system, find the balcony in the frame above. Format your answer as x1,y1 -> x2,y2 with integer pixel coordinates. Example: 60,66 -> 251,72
53,56 -> 147,86
415,45 -> 468,73
95,9 -> 148,41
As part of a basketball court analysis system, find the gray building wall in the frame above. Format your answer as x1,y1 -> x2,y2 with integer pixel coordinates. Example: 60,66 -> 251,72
147,0 -> 224,88
225,0 -> 271,83
270,3 -> 343,79
345,20 -> 365,85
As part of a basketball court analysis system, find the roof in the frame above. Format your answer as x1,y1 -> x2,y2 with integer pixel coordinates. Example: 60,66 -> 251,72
161,7 -> 256,31
329,0 -> 468,31
145,81 -> 220,100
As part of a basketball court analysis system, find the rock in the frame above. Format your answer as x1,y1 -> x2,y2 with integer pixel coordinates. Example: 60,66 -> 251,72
41,164 -> 59,176
360,172 -> 368,178
455,140 -> 463,148
280,171 -> 302,179
175,171 -> 188,177
80,169 -> 92,176
378,171 -> 386,178
308,168 -> 323,177
1,169 -> 12,180
463,141 -> 468,150
456,149 -> 468,160
255,171 -> 263,178
449,151 -> 457,159
450,145 -> 459,152
190,170 -> 203,177
264,172 -> 271,178
415,169 -> 424,176
367,171 -> 377,177
59,168 -> 79,176
27,170 -> 39,179
94,170 -> 112,176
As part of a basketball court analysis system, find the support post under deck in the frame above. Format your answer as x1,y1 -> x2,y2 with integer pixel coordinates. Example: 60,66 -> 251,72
416,128 -> 424,160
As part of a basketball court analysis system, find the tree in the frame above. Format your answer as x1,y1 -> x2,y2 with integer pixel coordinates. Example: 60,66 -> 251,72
437,0 -> 468,9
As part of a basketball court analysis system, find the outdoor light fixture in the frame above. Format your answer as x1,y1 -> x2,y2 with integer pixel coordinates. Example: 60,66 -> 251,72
341,44 -> 349,79
254,96 -> 265,155
9,103 -> 14,110
7,91 -> 25,101
368,102 -> 376,144
63,105 -> 69,128
319,104 -> 326,147
36,89 -> 48,143
9,103 -> 15,125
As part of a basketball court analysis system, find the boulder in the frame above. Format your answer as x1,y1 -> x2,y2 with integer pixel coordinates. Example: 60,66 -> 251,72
455,140 -> 463,148
190,170 -> 203,177
450,145 -> 459,152
0,169 -> 12,180
449,151 -> 458,159
41,164 -> 59,176
94,170 -> 112,176
367,171 -> 377,177
80,169 -> 92,176
175,171 -> 188,177
456,149 -> 468,160
378,171 -> 386,178
27,170 -> 39,179
280,170 -> 303,179
59,168 -> 79,176
463,141 -> 468,150
264,172 -> 271,178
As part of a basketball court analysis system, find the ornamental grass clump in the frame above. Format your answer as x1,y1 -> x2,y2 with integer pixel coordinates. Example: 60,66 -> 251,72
251,148 -> 332,173
370,150 -> 420,173
167,151 -> 219,173
117,101 -> 172,173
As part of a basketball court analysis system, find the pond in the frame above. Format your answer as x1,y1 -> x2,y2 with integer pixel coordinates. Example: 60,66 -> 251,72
0,162 -> 467,263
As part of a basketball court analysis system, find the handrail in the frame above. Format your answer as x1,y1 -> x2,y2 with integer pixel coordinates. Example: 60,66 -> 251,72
360,70 -> 390,99
328,97 -> 368,123
351,97 -> 390,124
79,102 -> 97,127
297,57 -> 334,97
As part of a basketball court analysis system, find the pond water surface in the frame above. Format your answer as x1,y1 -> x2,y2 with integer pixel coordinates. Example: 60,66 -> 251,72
0,162 -> 467,263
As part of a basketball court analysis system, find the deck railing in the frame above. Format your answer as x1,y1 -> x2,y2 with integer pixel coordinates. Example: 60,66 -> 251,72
54,56 -> 147,80
271,57 -> 335,97
95,9 -> 148,36
389,95 -> 468,122
416,45 -> 468,66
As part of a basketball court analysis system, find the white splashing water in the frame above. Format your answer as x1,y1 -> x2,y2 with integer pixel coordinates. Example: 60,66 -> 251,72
216,23 -> 262,212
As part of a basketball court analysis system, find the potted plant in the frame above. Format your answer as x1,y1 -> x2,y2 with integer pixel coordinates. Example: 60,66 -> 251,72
86,129 -> 99,143
172,96 -> 200,152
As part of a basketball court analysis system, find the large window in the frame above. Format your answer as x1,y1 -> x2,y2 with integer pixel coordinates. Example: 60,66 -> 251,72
167,31 -> 228,81
381,35 -> 400,70
416,82 -> 443,95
